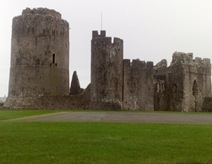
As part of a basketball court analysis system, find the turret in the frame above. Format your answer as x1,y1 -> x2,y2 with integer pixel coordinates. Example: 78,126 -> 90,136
90,31 -> 123,109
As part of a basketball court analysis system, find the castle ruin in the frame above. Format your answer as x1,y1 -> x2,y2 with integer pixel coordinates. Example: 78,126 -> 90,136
5,8 -> 212,112
154,53 -> 211,112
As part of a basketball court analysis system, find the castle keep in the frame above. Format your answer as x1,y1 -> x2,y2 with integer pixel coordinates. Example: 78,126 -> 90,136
5,8 -> 212,111
5,8 -> 69,107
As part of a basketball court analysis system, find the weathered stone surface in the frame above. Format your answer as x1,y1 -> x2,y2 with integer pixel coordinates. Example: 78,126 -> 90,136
123,59 -> 154,110
155,59 -> 167,68
154,52 -> 211,112
5,8 -> 69,107
90,31 -> 123,109
202,97 -> 212,112
4,8 -> 212,111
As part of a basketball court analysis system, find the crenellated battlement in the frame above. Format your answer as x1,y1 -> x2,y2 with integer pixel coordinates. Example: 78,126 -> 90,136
170,51 -> 211,68
193,57 -> 211,67
202,58 -> 211,67
170,51 -> 193,65
92,30 -> 106,39
92,31 -> 123,47
123,59 -> 154,70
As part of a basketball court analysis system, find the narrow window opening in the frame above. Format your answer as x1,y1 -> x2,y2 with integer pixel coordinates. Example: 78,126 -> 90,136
192,80 -> 198,96
173,84 -> 177,93
52,54 -> 55,64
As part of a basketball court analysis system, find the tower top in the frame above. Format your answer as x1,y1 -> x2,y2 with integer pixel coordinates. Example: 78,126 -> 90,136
92,30 -> 106,39
22,7 -> 61,19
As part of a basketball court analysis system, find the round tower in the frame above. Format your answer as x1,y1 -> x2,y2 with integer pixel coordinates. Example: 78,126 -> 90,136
5,8 -> 69,107
91,31 -> 123,109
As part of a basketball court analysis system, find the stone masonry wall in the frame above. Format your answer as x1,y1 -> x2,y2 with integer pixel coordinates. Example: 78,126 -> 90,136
90,31 -> 123,109
123,59 -> 154,110
5,8 -> 69,107
167,63 -> 184,111
168,52 -> 211,112
153,59 -> 169,111
34,94 -> 90,110
202,97 -> 212,112
153,52 -> 211,112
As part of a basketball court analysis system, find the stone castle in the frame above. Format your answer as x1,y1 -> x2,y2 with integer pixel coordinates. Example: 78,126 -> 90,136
4,8 -> 212,112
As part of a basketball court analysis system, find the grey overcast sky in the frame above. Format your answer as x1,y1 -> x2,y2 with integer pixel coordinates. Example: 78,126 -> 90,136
0,0 -> 212,96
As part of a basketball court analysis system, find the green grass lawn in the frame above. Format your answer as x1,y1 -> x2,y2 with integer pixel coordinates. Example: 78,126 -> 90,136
0,110 -> 211,163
